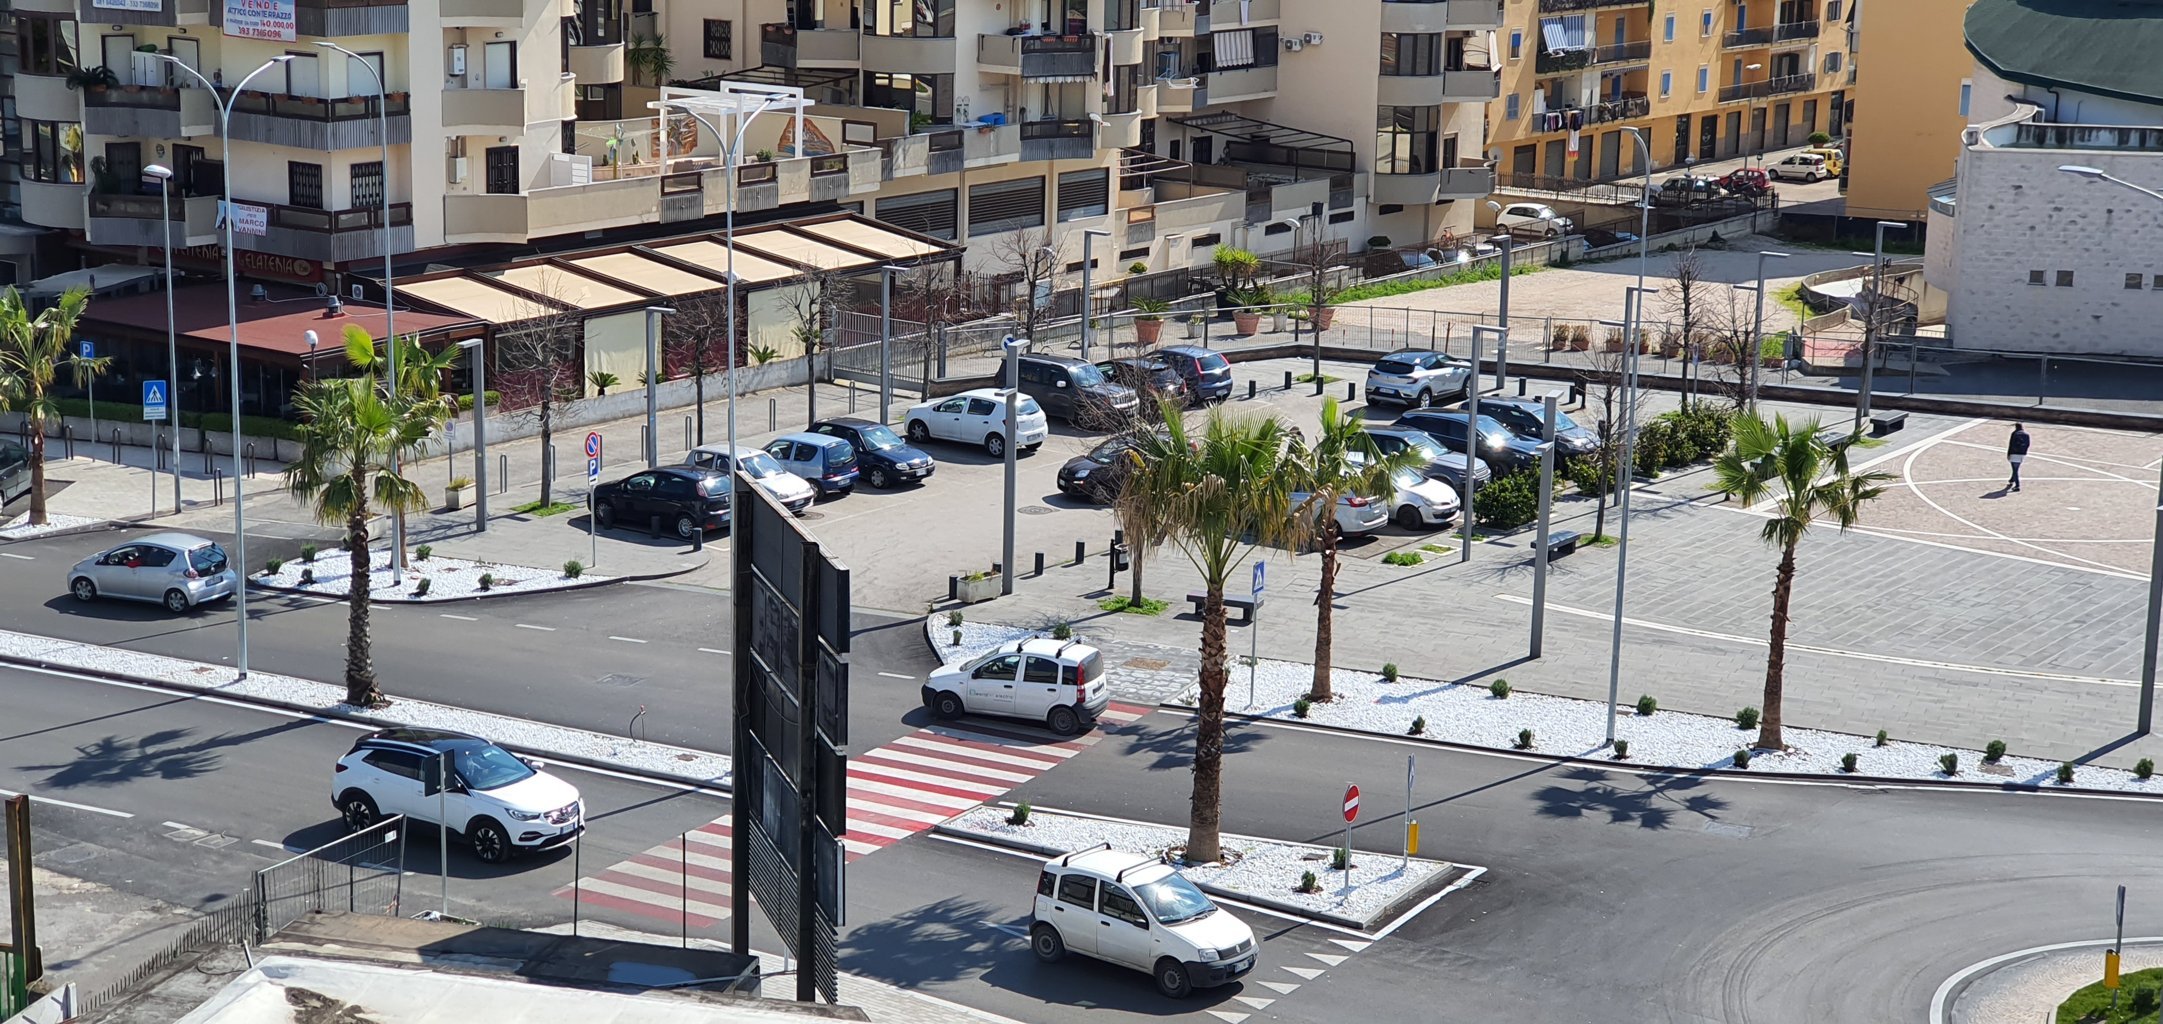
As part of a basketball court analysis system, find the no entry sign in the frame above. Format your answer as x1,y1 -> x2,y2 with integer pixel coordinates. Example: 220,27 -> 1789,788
1343,784 -> 1360,823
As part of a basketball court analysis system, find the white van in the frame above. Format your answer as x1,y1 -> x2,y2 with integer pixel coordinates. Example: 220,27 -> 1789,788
1031,845 -> 1258,998
922,638 -> 1109,736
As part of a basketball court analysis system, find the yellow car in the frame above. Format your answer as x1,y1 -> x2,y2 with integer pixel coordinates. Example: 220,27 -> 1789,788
1801,147 -> 1845,176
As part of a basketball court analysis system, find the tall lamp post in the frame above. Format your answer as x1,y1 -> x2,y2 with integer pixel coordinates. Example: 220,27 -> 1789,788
1743,63 -> 1765,166
2061,163 -> 2163,733
1001,334 -> 1023,596
1853,220 -> 1907,430
458,338 -> 489,532
1598,126 -> 1655,747
1736,250 -> 1790,411
1078,229 -> 1111,361
156,53 -> 293,680
144,162 -> 182,515
877,264 -> 907,421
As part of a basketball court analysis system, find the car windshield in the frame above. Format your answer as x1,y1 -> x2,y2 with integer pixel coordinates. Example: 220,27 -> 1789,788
1390,467 -> 1426,489
453,743 -> 536,791
1554,410 -> 1582,432
188,543 -> 228,575
858,425 -> 905,450
1403,434 -> 1448,460
1070,363 -> 1107,387
1134,872 -> 1216,925
1019,397 -> 1043,416
1375,359 -> 1416,376
1087,439 -> 1130,464
740,452 -> 786,478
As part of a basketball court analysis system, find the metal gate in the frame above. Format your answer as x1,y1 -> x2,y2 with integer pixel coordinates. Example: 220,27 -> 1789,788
252,815 -> 408,943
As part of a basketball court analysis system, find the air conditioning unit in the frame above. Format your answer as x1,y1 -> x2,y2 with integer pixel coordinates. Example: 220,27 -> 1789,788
1283,38 -> 1303,52
1302,32 -> 1324,45
449,45 -> 468,77
448,156 -> 469,183
350,284 -> 365,301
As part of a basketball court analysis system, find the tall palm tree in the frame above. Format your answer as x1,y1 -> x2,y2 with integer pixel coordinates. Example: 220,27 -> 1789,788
1288,398 -> 1418,702
284,332 -> 437,707
1711,413 -> 1889,749
342,325 -> 458,568
1116,400 -> 1308,863
0,286 -> 105,525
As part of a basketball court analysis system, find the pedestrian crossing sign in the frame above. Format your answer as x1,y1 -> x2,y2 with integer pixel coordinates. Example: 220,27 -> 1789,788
142,380 -> 168,422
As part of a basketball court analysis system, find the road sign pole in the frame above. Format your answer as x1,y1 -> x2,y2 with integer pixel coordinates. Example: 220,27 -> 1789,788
1403,755 -> 1414,872
1248,561 -> 1265,709
585,432 -> 602,566
1342,782 -> 1354,894
82,341 -> 96,459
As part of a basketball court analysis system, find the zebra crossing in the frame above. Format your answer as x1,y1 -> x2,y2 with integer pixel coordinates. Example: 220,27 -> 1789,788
559,703 -> 1151,926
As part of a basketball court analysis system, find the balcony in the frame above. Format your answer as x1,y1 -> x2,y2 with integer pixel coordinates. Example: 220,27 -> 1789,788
1722,26 -> 1773,48
1109,27 -> 1146,66
859,33 -> 960,73
965,123 -> 1021,166
1526,93 -> 1650,131
1773,19 -> 1820,42
16,74 -> 82,124
442,87 -> 526,134
1101,110 -> 1145,149
227,90 -> 412,150
1378,67 -> 1500,106
446,149 -> 880,244
760,23 -> 862,67
85,192 -> 221,248
1157,77 -> 1206,113
1372,162 -> 1494,205
15,0 -> 73,13
978,33 -> 1100,79
1381,0 -> 1502,32
1536,0 -> 1646,11
441,0 -> 523,25
2004,121 -> 2163,152
1155,1 -> 1206,37
1209,65 -> 1277,103
1019,118 -> 1095,162
570,42 -> 626,85
211,0 -> 408,37
83,85 -> 217,138
74,0 -> 209,26
231,201 -> 413,262
1544,39 -> 1651,71
21,180 -> 86,231
1717,73 -> 1817,102
1209,0 -> 1276,22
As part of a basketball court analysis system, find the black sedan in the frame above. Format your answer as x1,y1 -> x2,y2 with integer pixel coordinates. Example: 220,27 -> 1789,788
591,467 -> 731,538
809,417 -> 936,489
1057,436 -> 1144,504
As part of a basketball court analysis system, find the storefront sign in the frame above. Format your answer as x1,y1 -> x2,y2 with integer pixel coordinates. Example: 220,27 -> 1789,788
223,0 -> 296,42
172,245 -> 324,285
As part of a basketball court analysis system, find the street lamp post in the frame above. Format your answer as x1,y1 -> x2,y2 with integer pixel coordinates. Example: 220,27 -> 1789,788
145,162 -> 182,515
2061,164 -> 2163,732
1855,220 -> 1907,430
1078,229 -> 1110,361
458,338 -> 488,532
1592,128 -> 1657,746
156,53 -> 294,679
1493,231 -> 1514,391
1744,63 -> 1765,167
877,264 -> 907,421
1465,325 -> 1506,563
1030,244 -> 1058,342
643,305 -> 673,466
1001,334 -> 1023,596
1530,394 -> 1558,658
1738,250 -> 1790,411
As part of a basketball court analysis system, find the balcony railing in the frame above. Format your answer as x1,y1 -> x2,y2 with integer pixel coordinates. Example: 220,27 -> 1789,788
1773,19 -> 1820,41
1722,26 -> 1773,48
1717,73 -> 1817,102
229,89 -> 411,123
265,201 -> 412,235
212,0 -> 408,37
1528,93 -> 1650,131
227,88 -> 413,150
978,32 -> 1100,78
762,22 -> 866,66
2009,121 -> 2163,152
1536,39 -> 1650,73
81,84 -> 215,137
1020,117 -> 1095,161
1537,0 -> 1646,12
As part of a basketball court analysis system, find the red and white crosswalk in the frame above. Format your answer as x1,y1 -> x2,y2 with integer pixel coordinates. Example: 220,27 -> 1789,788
559,703 -> 1150,927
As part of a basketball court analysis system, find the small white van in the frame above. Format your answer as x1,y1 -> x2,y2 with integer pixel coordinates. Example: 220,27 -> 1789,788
922,638 -> 1109,736
1031,845 -> 1258,998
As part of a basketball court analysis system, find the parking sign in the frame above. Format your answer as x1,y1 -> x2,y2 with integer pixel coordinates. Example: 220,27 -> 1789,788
586,431 -> 602,484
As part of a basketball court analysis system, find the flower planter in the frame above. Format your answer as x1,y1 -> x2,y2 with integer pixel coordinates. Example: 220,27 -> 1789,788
1233,312 -> 1262,335
1568,338 -> 1590,352
444,486 -> 465,512
1311,306 -> 1337,330
1272,311 -> 1288,332
1184,319 -> 1204,339
1135,318 -> 1164,344
1659,340 -> 1682,358
956,574 -> 1000,604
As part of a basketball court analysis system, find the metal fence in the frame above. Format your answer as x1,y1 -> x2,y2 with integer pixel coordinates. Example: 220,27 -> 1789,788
75,894 -> 260,1017
254,815 -> 410,943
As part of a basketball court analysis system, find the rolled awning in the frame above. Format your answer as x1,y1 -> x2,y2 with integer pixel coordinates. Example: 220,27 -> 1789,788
1213,28 -> 1255,69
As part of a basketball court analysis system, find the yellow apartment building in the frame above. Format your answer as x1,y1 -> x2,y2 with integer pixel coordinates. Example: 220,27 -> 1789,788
1844,0 -> 1973,219
1487,0 -> 1855,183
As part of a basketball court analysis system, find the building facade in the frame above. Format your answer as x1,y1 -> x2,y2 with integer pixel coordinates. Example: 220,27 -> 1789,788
1923,0 -> 2163,356
1486,0 -> 1853,184
1843,0 -> 1970,221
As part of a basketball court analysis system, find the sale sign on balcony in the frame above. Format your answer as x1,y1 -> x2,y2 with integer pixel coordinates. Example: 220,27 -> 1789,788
224,0 -> 295,42
216,201 -> 269,237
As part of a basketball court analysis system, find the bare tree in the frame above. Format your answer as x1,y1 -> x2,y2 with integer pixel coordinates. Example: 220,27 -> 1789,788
1660,245 -> 1713,410
1289,237 -> 1349,381
493,277 -> 585,509
897,263 -> 969,395
986,227 -> 1059,344
663,287 -> 737,446
1569,337 -> 1644,541
774,262 -> 846,426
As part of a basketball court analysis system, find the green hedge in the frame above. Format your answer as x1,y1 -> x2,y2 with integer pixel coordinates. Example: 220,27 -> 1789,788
1473,469 -> 1541,529
43,396 -> 301,441
1325,261 -> 1542,305
455,390 -> 502,411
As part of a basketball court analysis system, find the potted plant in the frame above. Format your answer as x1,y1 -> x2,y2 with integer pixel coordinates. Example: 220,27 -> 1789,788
1127,260 -> 1149,276
1231,289 -> 1266,335
1568,324 -> 1592,351
589,369 -> 619,395
1601,328 -> 1625,352
445,476 -> 473,512
1211,244 -> 1260,308
1184,312 -> 1205,339
1309,291 -> 1338,331
66,66 -> 118,93
1133,297 -> 1170,344
956,570 -> 1000,604
1270,292 -> 1289,333
1659,328 -> 1682,358
755,148 -> 776,162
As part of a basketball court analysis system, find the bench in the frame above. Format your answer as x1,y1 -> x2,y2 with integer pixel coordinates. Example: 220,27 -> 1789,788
1531,529 -> 1582,561
1869,411 -> 1908,437
1187,592 -> 1258,625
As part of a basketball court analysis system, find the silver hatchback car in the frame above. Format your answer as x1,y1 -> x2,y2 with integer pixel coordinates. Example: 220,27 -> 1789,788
67,533 -> 237,612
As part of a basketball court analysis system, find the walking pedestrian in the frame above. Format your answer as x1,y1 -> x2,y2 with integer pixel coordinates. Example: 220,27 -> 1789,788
2006,421 -> 2031,492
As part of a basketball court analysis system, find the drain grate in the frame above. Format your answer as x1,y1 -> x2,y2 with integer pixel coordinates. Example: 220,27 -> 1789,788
1019,505 -> 1056,515
1701,821 -> 1753,840
799,511 -> 825,521
596,673 -> 645,688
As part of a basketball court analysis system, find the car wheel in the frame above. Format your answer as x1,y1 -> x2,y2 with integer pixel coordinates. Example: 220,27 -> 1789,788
468,818 -> 512,864
907,420 -> 931,444
675,513 -> 697,539
1031,923 -> 1067,964
932,691 -> 964,720
338,791 -> 380,832
70,577 -> 96,602
984,432 -> 1006,458
1397,506 -> 1425,530
163,589 -> 190,613
867,466 -> 890,489
1046,706 -> 1082,737
595,502 -> 615,529
1155,957 -> 1194,999
1414,389 -> 1433,409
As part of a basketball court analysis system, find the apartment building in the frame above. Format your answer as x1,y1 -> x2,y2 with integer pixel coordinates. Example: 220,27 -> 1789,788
1487,0 -> 1852,184
1922,0 -> 2163,357
1842,0 -> 1970,221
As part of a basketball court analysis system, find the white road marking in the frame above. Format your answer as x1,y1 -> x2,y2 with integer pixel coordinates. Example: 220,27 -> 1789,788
697,648 -> 731,656
515,623 -> 556,631
608,636 -> 648,644
1329,938 -> 1373,953
162,820 -> 192,830
1206,1011 -> 1250,1023
440,613 -> 478,622
878,671 -> 916,680
1235,996 -> 1276,1009
1306,952 -> 1348,966
0,552 -> 33,560
1896,442 -> 2134,575
252,838 -> 301,853
1281,965 -> 1325,980
1257,981 -> 1301,994
0,788 -> 132,818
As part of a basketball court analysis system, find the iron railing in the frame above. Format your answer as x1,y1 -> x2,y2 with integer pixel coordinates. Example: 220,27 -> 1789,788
253,814 -> 408,944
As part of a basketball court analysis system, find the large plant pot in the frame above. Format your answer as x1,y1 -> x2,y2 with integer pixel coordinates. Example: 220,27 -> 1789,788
956,574 -> 1000,604
444,486 -> 465,512
1233,312 -> 1262,336
1135,318 -> 1164,344
1184,319 -> 1203,339
1272,311 -> 1288,332
1311,306 -> 1337,330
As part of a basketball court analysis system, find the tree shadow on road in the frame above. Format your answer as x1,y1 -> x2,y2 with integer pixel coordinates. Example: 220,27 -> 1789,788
1113,711 -> 1269,773
11,720 -> 311,789
1528,764 -> 1728,830
838,895 -> 1010,987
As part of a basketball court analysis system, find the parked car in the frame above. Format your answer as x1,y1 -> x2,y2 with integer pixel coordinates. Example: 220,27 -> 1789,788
1095,356 -> 1188,412
1290,488 -> 1388,538
1030,846 -> 1258,999
1718,167 -> 1774,198
1016,354 -> 1139,428
1376,462 -> 1461,530
1651,175 -> 1731,207
1394,409 -> 1543,472
681,445 -> 816,514
904,389 -> 1050,457
809,418 -> 936,489
1364,425 -> 1493,491
1149,345 -> 1235,404
1495,202 -> 1573,238
592,466 -> 732,537
332,728 -> 582,865
1364,349 -> 1472,408
1768,153 -> 1830,183
65,533 -> 236,613
1800,147 -> 1845,176
922,637 -> 1109,736
1058,436 -> 1143,505
1578,227 -> 1640,249
764,431 -> 860,498
1476,397 -> 1602,457
0,439 -> 26,504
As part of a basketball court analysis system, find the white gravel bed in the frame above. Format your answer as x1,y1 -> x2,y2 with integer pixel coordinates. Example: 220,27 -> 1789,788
943,804 -> 1453,926
1955,943 -> 2163,1024
0,626 -> 730,788
255,547 -> 612,602
1231,658 -> 2161,792
0,512 -> 103,539
927,619 -> 1071,662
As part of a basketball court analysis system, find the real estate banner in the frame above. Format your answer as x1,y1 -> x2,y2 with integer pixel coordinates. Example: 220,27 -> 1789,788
216,200 -> 269,237
223,0 -> 295,42
91,0 -> 164,11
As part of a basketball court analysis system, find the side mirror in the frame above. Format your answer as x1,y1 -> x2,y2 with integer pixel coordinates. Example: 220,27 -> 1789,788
1056,380 -> 1069,388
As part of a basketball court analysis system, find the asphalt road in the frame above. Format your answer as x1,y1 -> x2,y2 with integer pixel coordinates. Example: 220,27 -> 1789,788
0,528 -> 944,754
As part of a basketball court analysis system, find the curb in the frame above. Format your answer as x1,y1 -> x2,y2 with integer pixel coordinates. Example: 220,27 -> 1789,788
0,648 -> 733,793
0,516 -> 143,545
1929,937 -> 2163,1024
245,550 -> 712,604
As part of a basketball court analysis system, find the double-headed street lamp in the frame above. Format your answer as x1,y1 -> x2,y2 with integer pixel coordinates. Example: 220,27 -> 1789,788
457,338 -> 489,531
1736,250 -> 1791,411
155,53 -> 293,679
1078,229 -> 1111,361
1853,220 -> 1908,430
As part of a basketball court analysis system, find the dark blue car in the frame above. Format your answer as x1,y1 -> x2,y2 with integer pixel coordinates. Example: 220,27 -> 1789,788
810,417 -> 937,489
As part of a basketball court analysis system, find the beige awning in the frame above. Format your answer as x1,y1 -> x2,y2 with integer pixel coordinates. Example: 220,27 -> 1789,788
793,218 -> 947,261
643,240 -> 799,284
731,229 -> 868,273
490,265 -> 647,311
399,276 -> 557,326
565,251 -> 726,297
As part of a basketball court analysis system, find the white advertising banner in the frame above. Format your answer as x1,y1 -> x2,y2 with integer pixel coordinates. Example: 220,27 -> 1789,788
223,0 -> 296,42
218,201 -> 270,237
92,0 -> 165,11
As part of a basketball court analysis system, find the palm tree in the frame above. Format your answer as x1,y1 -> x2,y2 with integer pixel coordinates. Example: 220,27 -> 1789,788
284,331 -> 437,707
342,325 -> 458,569
1288,398 -> 1419,702
1115,400 -> 1308,863
0,286 -> 106,525
1710,413 -> 1890,749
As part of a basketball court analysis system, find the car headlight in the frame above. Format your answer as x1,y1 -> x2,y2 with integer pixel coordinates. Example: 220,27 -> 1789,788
1195,948 -> 1219,962
506,808 -> 543,821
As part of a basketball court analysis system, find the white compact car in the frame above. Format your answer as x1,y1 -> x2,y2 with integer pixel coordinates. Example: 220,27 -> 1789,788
1495,202 -> 1573,238
332,728 -> 582,864
1769,152 -> 1830,183
1291,490 -> 1389,537
903,388 -> 1050,457
1383,465 -> 1461,529
65,532 -> 237,612
922,638 -> 1109,736
682,444 -> 817,514
1031,845 -> 1258,998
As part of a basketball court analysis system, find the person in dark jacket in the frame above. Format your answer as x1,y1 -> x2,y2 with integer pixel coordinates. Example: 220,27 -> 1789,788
2006,422 -> 2031,492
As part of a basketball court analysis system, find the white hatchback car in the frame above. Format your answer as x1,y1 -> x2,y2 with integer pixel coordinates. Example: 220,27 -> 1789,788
1032,845 -> 1258,998
1769,152 -> 1830,182
332,728 -> 582,864
923,638 -> 1109,736
1381,464 -> 1461,529
1495,202 -> 1573,238
682,444 -> 816,514
903,388 -> 1050,457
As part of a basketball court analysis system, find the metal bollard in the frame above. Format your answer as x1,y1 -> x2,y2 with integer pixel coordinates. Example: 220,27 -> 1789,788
849,387 -> 858,413
62,424 -> 74,460
1283,370 -> 1293,390
949,575 -> 959,601
768,398 -> 777,431
684,416 -> 692,450
1517,378 -> 1528,396
244,442 -> 257,479
1073,540 -> 1086,566
203,446 -> 214,474
1033,551 -> 1045,577
213,469 -> 224,506
111,429 -> 122,463
1312,376 -> 1323,396
1246,380 -> 1257,400
1346,382 -> 1356,401
649,514 -> 663,539
640,425 -> 649,463
693,528 -> 704,552
499,454 -> 508,493
155,434 -> 167,471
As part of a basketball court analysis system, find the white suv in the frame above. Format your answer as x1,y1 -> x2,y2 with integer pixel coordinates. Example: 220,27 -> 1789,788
922,638 -> 1109,736
1364,349 -> 1471,408
332,728 -> 583,864
1031,845 -> 1258,998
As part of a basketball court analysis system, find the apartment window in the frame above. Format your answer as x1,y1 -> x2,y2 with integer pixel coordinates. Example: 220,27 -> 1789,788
1056,169 -> 1109,222
351,161 -> 384,208
1380,33 -> 1443,76
863,72 -> 953,122
1119,246 -> 1149,262
1663,14 -> 1675,41
1508,30 -> 1521,60
1958,82 -> 1971,118
967,177 -> 1045,236
1697,66 -> 1709,93
2128,274 -> 2145,290
1376,204 -> 1404,216
2056,270 -> 2075,287
1660,71 -> 1672,98
1826,51 -> 1841,73
562,120 -> 577,155
1539,16 -> 1588,52
1188,232 -> 1222,248
703,19 -> 732,60
17,17 -> 76,76
1827,0 -> 1842,19
24,121 -> 82,184
2027,270 -> 2046,286
288,161 -> 324,210
865,0 -> 954,37
1506,93 -> 1521,120
1375,105 -> 1440,174
2153,274 -> 2163,290
1701,10 -> 1713,36
1328,210 -> 1355,225
877,189 -> 958,240
1263,221 -> 1291,236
